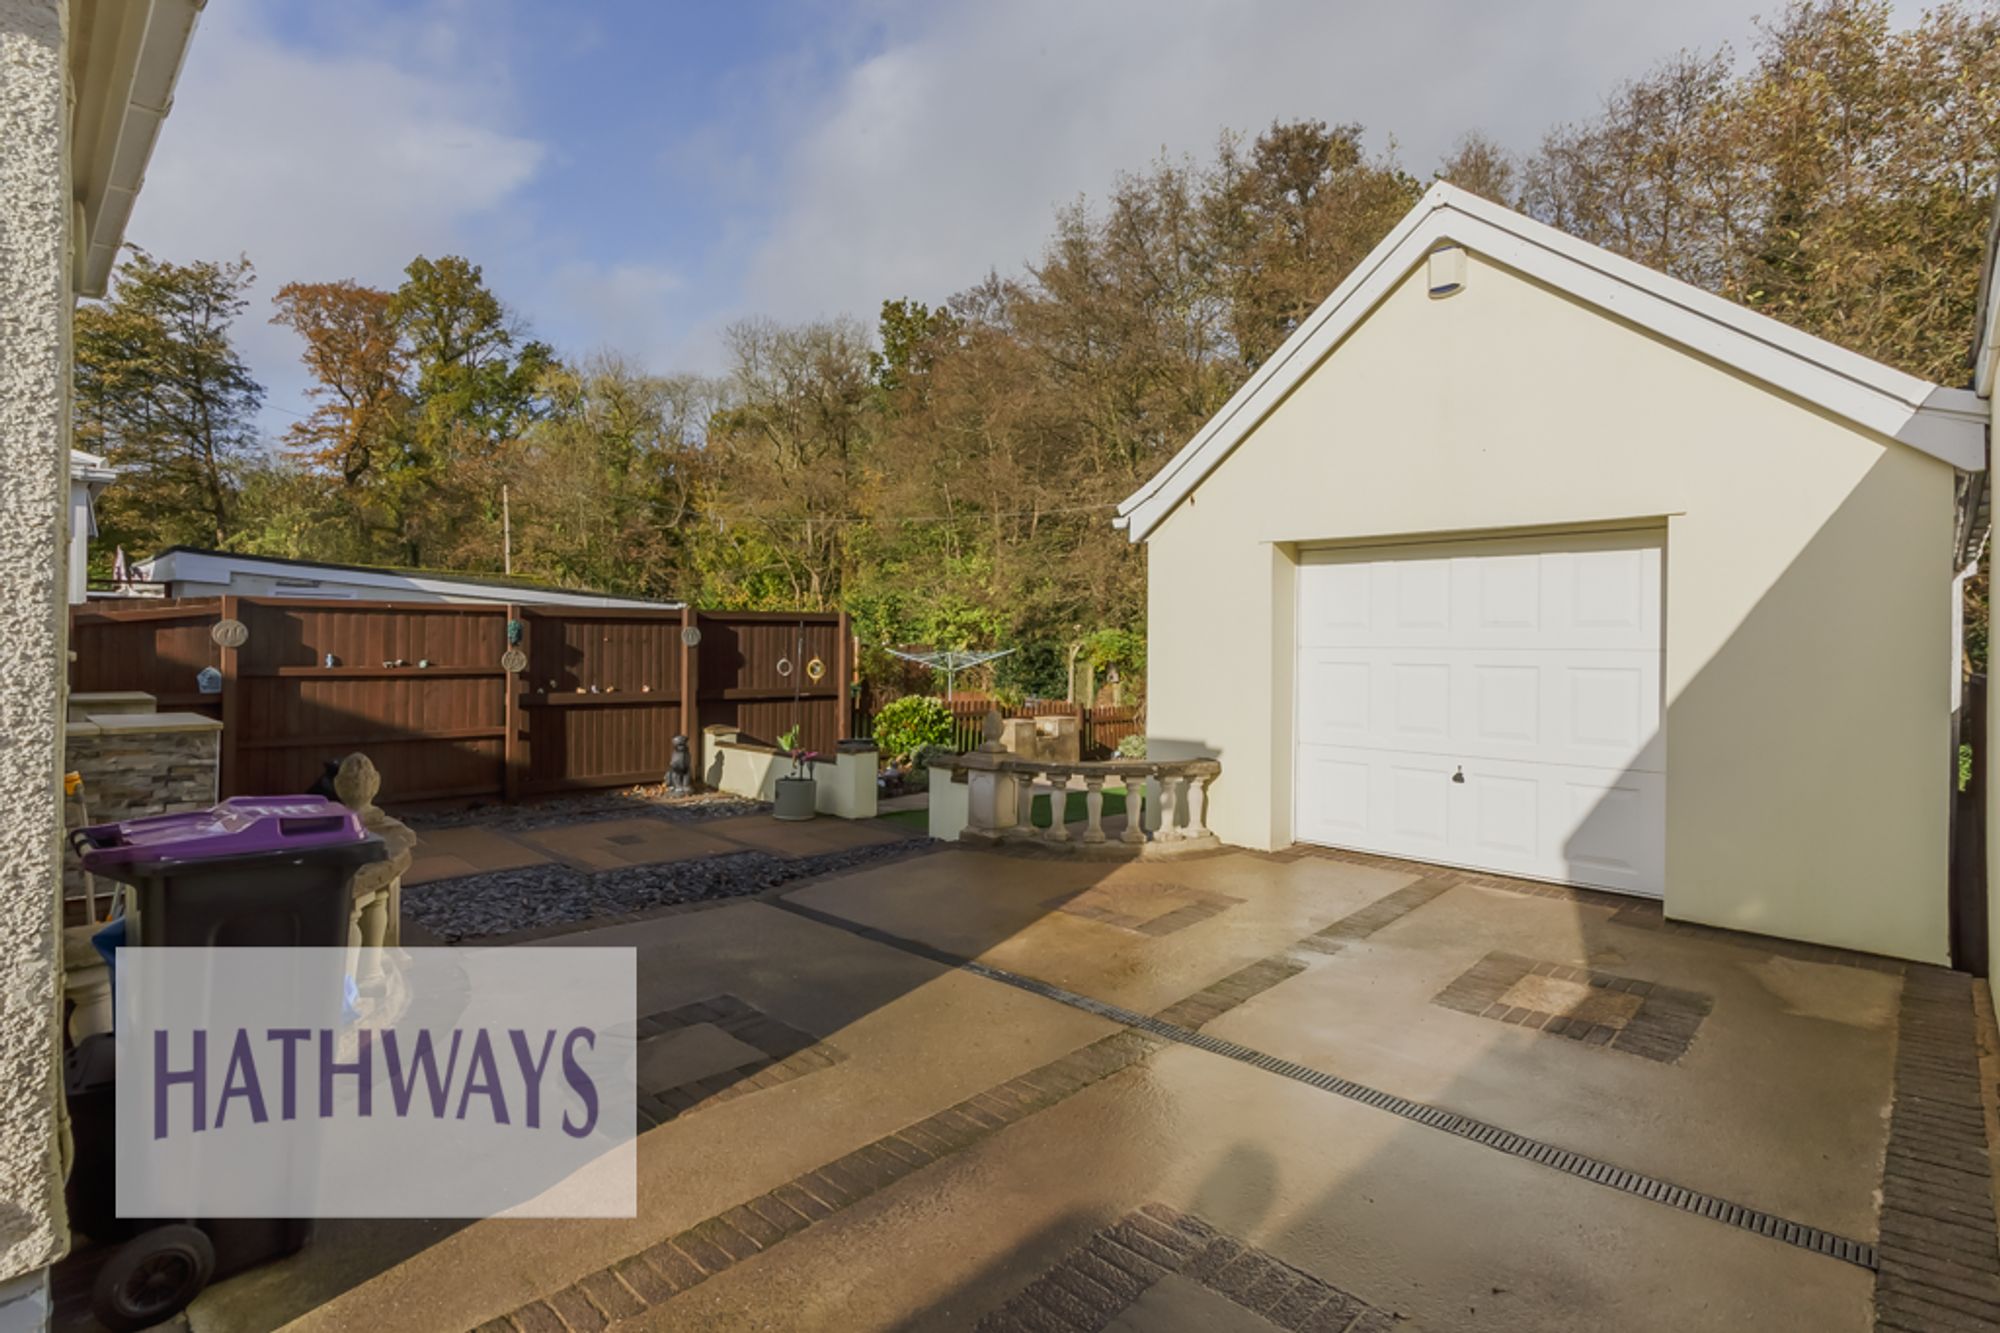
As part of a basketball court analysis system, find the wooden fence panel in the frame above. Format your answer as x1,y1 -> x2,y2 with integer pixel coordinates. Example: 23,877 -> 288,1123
695,612 -> 847,754
857,696 -> 1144,760
229,599 -> 512,802
70,599 -> 854,802
69,599 -> 221,715
517,607 -> 688,793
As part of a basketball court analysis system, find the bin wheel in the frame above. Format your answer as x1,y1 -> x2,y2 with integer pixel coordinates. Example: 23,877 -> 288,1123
91,1224 -> 215,1332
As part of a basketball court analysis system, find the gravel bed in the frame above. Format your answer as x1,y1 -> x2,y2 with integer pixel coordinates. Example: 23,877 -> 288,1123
403,837 -> 932,943
395,784 -> 767,833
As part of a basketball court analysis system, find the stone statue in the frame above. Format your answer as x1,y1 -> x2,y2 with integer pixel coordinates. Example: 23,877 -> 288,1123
331,753 -> 416,959
667,734 -> 694,796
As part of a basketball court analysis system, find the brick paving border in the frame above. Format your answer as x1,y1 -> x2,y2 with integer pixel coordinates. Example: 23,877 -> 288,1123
1875,967 -> 2000,1332
1433,950 -> 1713,1063
477,850 -> 2000,1331
633,995 -> 845,1128
481,925 -> 1316,1331
973,1203 -> 1396,1333
1045,880 -> 1244,937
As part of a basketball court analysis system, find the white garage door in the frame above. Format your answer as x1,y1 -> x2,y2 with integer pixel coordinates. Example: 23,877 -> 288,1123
1293,530 -> 1664,896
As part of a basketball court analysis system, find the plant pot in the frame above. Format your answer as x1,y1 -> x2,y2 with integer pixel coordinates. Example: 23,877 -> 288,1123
773,776 -> 817,821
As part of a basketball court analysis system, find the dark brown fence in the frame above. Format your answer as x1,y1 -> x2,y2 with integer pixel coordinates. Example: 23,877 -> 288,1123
855,694 -> 1142,760
71,597 -> 849,804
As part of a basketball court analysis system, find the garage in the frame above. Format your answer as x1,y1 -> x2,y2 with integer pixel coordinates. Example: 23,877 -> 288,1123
1293,531 -> 1663,895
1119,183 -> 1985,962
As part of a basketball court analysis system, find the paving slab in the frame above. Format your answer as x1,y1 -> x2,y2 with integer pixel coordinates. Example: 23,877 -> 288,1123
787,844 -> 1416,1014
705,812 -> 919,859
515,816 -> 745,871
192,897 -> 1115,1333
172,845 -> 1981,1333
1205,876 -> 1898,1241
622,1040 -> 1872,1331
403,826 -> 550,885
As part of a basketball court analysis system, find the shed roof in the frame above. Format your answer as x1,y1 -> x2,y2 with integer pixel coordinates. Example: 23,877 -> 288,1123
1117,182 -> 1985,544
135,547 -> 683,610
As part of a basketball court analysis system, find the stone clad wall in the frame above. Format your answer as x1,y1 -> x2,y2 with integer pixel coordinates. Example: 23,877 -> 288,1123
63,722 -> 221,901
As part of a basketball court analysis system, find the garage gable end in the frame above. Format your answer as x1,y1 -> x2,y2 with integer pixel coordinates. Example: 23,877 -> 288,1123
1116,183 -> 1986,544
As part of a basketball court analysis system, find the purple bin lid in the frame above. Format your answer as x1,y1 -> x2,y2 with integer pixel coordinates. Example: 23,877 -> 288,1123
76,796 -> 369,870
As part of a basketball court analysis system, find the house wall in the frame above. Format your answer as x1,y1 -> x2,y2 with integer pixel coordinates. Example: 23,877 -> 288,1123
1147,251 -> 1955,963
0,0 -> 73,1295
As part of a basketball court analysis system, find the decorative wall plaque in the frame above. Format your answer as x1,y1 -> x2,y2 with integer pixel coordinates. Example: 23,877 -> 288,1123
500,648 -> 528,673
210,619 -> 249,649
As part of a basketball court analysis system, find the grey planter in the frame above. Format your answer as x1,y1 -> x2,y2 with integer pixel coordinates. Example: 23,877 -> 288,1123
773,776 -> 817,821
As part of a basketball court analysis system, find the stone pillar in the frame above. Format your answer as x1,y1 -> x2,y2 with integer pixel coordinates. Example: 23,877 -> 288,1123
830,739 -> 879,819
333,755 -> 416,963
0,0 -> 73,1289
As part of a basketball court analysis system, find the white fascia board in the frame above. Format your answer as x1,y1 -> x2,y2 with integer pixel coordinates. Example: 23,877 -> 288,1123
137,551 -> 679,610
1118,181 -> 1984,543
1973,200 -> 1998,399
73,0 -> 205,297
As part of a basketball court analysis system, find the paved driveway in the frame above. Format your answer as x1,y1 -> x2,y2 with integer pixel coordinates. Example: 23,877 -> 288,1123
187,844 -> 2000,1332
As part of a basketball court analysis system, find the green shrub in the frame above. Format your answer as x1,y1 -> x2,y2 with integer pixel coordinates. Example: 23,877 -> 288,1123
1115,734 -> 1147,759
871,695 -> 956,760
912,744 -> 958,773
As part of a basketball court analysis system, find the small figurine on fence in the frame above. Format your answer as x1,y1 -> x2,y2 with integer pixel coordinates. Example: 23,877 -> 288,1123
666,734 -> 693,796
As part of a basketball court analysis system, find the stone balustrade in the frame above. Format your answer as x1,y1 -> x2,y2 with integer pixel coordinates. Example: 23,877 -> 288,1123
928,734 -> 1220,858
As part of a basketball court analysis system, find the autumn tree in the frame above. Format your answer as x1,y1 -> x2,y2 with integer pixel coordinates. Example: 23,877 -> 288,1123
1521,0 -> 1998,381
511,357 -> 718,598
269,280 -> 408,488
76,249 -> 264,553
703,318 -> 878,609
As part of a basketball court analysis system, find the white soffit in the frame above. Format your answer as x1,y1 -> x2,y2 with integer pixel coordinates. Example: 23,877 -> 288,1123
70,0 -> 205,297
1117,182 -> 1987,544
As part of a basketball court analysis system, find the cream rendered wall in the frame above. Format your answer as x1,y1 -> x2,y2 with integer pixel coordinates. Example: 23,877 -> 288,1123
0,0 -> 73,1290
1147,251 -> 1954,963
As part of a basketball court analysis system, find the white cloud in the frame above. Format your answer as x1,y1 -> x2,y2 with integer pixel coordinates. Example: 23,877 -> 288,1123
531,261 -> 687,369
125,2 -> 545,430
740,0 -> 1932,324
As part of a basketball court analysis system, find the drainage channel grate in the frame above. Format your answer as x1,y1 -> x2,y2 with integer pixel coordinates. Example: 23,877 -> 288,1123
772,897 -> 1878,1272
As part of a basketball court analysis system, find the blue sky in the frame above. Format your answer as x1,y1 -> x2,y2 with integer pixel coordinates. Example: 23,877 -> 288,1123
128,0 -> 1932,437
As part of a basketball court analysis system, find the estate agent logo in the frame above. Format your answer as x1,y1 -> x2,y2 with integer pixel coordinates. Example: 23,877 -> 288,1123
116,947 -> 636,1218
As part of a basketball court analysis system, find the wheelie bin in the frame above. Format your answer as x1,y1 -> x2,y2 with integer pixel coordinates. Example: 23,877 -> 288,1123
69,796 -> 385,1331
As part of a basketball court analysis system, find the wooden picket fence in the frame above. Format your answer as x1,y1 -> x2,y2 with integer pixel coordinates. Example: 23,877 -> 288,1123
855,693 -> 1142,760
70,597 -> 851,804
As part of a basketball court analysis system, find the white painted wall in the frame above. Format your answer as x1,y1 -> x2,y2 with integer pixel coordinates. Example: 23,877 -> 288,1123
1146,250 -> 1955,963
700,728 -> 879,819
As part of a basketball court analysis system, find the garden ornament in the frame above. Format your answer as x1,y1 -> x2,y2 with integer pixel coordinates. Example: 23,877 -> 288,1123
667,735 -> 693,796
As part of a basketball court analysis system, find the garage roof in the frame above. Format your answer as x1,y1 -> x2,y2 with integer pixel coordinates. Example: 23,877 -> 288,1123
1117,182 -> 1987,544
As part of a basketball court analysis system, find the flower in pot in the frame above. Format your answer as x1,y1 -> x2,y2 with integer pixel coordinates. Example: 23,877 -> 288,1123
773,726 -> 819,821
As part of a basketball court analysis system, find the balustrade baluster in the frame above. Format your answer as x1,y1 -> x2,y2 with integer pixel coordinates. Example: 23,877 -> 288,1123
1082,776 -> 1106,844
1044,771 -> 1071,842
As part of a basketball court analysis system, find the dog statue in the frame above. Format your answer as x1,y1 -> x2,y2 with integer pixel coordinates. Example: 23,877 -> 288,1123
666,734 -> 694,796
